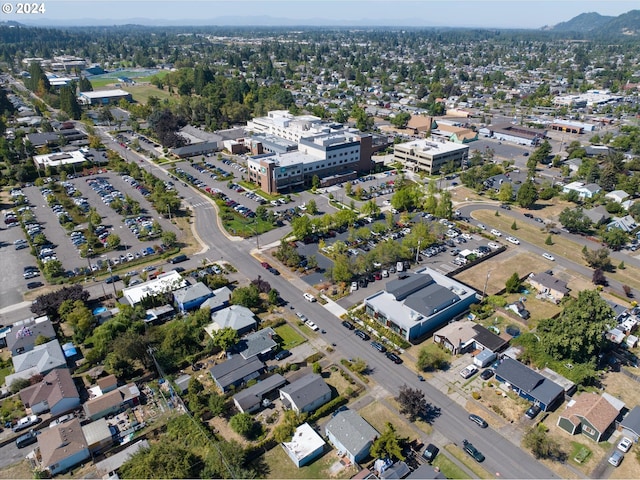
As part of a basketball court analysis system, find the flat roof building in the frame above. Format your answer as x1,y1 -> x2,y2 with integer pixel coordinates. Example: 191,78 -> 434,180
78,89 -> 132,105
121,270 -> 187,306
393,137 -> 469,175
364,268 -> 478,343
33,150 -> 88,170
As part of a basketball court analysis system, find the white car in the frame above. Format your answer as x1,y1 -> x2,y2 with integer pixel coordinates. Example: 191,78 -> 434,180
506,236 -> 520,245
303,292 -> 316,302
490,229 -> 502,237
542,252 -> 555,261
617,437 -> 633,453
461,233 -> 473,240
487,242 -> 500,249
350,282 -> 358,292
305,320 -> 320,331
460,364 -> 478,379
477,223 -> 486,230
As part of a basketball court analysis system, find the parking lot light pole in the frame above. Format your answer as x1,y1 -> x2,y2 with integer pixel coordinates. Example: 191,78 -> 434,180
415,239 -> 421,264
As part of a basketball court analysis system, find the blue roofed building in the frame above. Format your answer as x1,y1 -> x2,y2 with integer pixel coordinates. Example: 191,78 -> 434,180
364,268 -> 478,342
494,357 -> 565,411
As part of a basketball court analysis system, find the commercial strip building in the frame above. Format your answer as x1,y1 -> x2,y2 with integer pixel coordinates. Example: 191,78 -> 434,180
363,268 -> 478,343
392,138 -> 469,175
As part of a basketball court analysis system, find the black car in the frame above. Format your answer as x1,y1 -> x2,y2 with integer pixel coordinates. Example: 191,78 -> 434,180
341,320 -> 355,330
480,369 -> 494,380
105,275 -> 121,284
500,204 -> 511,210
267,267 -> 280,275
462,439 -> 485,462
168,254 -> 188,264
422,443 -> 439,463
524,213 -> 534,219
26,282 -> 43,289
469,414 -> 488,428
274,350 -> 292,361
370,341 -> 387,353
354,329 -> 370,341
525,404 -> 541,419
385,352 -> 403,364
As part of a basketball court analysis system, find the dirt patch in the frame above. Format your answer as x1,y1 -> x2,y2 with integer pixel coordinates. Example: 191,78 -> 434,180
467,384 -> 529,425
450,186 -> 487,204
455,250 -> 550,296
599,371 -> 640,407
359,398 -> 433,437
324,365 -> 361,397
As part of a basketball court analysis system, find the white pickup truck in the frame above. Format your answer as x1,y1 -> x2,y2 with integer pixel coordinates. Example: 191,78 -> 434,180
12,414 -> 40,433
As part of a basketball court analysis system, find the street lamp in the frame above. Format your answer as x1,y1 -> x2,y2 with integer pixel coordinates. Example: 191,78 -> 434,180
415,239 -> 421,264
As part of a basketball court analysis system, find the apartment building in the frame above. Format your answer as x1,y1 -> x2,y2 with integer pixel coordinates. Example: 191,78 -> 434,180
393,137 -> 469,175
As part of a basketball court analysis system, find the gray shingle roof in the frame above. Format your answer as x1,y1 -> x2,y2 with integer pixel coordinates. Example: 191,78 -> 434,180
325,410 -> 379,457
237,327 -> 277,359
621,406 -> 640,436
173,282 -> 212,305
494,358 -> 564,406
233,374 -> 286,411
279,374 -> 330,410
208,356 -> 265,391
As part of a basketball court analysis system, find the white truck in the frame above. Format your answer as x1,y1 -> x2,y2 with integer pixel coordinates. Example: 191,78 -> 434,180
12,414 -> 40,433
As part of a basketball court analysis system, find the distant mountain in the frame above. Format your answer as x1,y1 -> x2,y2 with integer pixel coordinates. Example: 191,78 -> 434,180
549,10 -> 640,36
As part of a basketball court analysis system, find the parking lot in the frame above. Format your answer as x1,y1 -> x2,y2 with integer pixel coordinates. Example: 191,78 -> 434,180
0,171 -> 179,306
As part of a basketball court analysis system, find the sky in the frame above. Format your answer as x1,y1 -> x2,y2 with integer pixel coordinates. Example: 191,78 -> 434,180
2,0 -> 638,28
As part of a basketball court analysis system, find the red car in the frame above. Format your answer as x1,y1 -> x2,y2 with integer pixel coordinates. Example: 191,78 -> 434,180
260,261 -> 271,269
374,272 -> 382,281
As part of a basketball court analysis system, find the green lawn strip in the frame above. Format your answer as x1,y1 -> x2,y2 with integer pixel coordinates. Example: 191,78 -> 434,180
472,210 -> 640,293
0,366 -> 13,387
235,181 -> 284,202
274,324 -> 306,350
570,442 -> 592,464
432,453 -> 470,479
443,444 -> 493,479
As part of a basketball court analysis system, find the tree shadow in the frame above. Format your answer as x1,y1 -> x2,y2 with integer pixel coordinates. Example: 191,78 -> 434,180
421,404 -> 442,424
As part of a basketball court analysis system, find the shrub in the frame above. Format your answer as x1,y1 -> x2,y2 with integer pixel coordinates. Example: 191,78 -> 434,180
472,391 -> 481,400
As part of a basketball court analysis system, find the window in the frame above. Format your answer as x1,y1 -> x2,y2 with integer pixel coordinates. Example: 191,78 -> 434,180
582,425 -> 596,435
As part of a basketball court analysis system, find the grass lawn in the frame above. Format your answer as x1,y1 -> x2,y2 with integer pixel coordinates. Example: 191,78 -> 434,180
261,443 -> 357,479
221,208 -> 276,237
432,453 -> 469,479
274,324 -> 306,350
0,366 -> 12,386
0,460 -> 33,480
444,444 -> 492,479
570,442 -> 592,464
123,84 -> 172,104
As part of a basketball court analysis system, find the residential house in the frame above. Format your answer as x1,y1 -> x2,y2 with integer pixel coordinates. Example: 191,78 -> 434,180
282,423 -> 326,467
97,374 -> 118,394
205,305 -> 257,338
583,206 -> 610,225
325,410 -> 379,464
233,374 -> 286,413
527,272 -> 569,303
173,282 -> 213,314
199,286 -> 232,313
174,374 -> 192,394
607,215 -> 637,233
6,339 -> 67,387
208,355 -> 265,393
19,368 -> 80,416
374,459 -> 411,479
493,358 -> 565,411
279,374 -> 332,414
6,316 -> 55,356
236,327 -> 278,360
95,440 -> 149,477
557,392 -> 624,442
83,383 -> 140,421
407,114 -> 435,136
605,190 -> 630,205
620,405 -> 640,442
562,181 -> 601,199
406,464 -> 447,479
82,418 -> 115,454
364,269 -> 478,342
432,320 -> 507,355
36,418 -> 90,476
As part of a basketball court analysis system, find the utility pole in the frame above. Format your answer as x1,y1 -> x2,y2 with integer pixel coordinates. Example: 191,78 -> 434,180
482,269 -> 493,300
415,239 -> 421,264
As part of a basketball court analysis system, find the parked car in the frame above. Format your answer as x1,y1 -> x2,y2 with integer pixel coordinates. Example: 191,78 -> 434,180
525,404 -> 541,419
26,282 -> 44,290
168,254 -> 188,264
105,275 -> 121,284
16,430 -> 39,449
422,443 -> 439,463
12,415 -> 40,433
274,350 -> 292,361
469,414 -> 488,428
618,437 -> 633,453
608,450 -> 624,467
385,352 -> 403,364
303,292 -> 316,302
459,364 -> 478,379
542,252 -> 555,261
506,236 -> 520,245
480,369 -> 494,380
341,320 -> 355,330
462,439 -> 485,463
354,329 -> 370,341
370,341 -> 387,353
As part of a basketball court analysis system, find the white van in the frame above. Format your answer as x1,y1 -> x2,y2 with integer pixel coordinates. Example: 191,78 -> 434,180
303,293 -> 316,302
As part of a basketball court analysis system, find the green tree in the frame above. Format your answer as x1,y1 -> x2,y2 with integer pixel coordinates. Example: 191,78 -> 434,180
43,259 -> 64,277
268,288 -> 279,305
582,247 -> 612,270
602,228 -> 628,251
396,384 -> 430,422
361,199 -> 381,218
558,207 -> 592,234
523,425 -> 565,461
545,235 -> 553,245
161,230 -> 177,247
311,175 -> 320,190
538,290 -> 614,364
505,272 -> 521,293
212,327 -> 239,351
120,442 -> 200,479
230,284 -> 261,309
370,423 -> 406,461
105,233 -> 121,250
330,254 -> 353,282
344,182 -> 353,197
498,182 -> 514,203
417,347 -> 450,371
306,199 -> 318,215
291,215 -> 313,240
390,112 -> 411,129
511,220 -> 518,230
516,180 -> 538,209
229,412 -> 260,439
391,187 -> 415,212
208,391 -> 227,417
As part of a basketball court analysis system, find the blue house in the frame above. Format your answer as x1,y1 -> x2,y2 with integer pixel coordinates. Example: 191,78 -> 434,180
494,358 -> 564,411
173,282 -> 213,313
